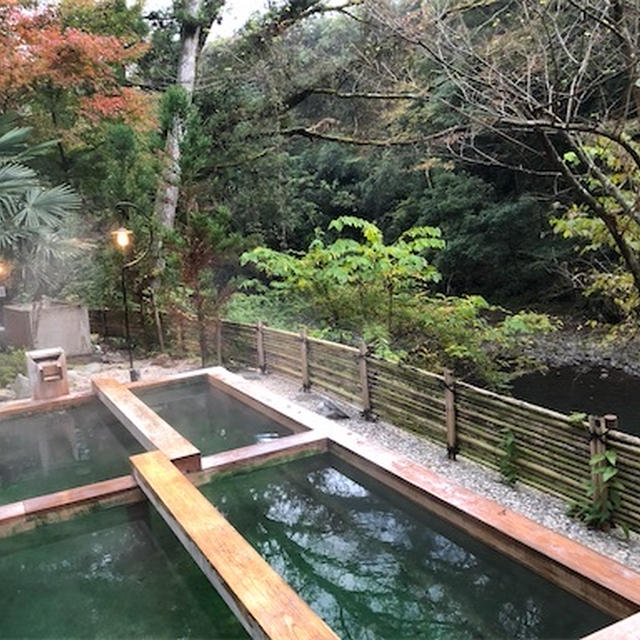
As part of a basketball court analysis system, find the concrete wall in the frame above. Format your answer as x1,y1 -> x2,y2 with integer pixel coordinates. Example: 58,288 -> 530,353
3,303 -> 92,356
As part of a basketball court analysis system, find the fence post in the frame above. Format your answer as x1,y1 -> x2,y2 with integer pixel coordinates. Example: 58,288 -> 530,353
216,320 -> 223,365
101,309 -> 108,339
444,368 -> 458,460
588,415 -> 607,503
300,327 -> 310,391
257,321 -> 266,373
601,414 -> 617,506
359,342 -> 372,418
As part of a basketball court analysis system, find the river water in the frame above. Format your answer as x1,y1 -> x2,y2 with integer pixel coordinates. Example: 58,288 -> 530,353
511,366 -> 640,436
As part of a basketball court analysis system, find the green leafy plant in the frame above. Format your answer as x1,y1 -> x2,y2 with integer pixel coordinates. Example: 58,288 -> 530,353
568,449 -> 627,535
498,428 -> 518,486
0,349 -> 25,387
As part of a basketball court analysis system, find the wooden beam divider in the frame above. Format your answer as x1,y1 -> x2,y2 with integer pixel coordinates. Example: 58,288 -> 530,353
131,450 -> 338,640
195,431 -> 328,482
92,377 -> 201,472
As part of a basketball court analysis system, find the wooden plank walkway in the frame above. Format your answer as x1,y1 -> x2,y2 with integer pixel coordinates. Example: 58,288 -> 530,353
92,377 -> 200,472
131,450 -> 338,640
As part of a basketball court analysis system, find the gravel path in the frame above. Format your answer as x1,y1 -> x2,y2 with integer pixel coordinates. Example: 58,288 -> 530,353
241,369 -> 640,572
65,356 -> 201,393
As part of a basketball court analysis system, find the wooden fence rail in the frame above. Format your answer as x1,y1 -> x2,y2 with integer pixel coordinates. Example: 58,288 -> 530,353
89,310 -> 640,533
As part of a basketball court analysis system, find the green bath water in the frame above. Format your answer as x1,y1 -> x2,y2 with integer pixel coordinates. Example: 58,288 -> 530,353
0,401 -> 143,505
0,502 -> 247,638
135,378 -> 292,455
202,454 -> 614,640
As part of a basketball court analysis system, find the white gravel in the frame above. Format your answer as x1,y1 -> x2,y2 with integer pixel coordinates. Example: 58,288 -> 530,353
240,369 -> 640,572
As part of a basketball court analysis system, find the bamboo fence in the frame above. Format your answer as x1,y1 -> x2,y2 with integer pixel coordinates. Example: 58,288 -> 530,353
89,311 -> 640,533
216,320 -> 640,533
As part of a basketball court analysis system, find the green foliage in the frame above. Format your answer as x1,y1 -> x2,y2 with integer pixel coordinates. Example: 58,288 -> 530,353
569,449 -> 627,536
242,216 -> 444,334
0,349 -> 25,387
552,136 -> 640,317
59,0 -> 148,41
159,86 -> 191,132
224,290 -> 307,329
0,116 -> 82,296
239,217 -> 556,386
403,296 -> 557,388
498,428 -> 518,486
388,169 -> 569,302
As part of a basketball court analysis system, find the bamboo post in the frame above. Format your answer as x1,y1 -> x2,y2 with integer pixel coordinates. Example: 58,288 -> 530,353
359,342 -> 372,418
216,320 -> 222,365
603,413 -> 618,434
601,414 -> 617,507
300,327 -> 310,391
257,321 -> 266,373
444,368 -> 458,460
588,415 -> 605,502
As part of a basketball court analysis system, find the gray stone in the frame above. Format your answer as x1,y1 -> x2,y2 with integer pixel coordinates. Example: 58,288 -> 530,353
83,362 -> 102,375
240,369 -> 263,381
315,398 -> 349,420
11,373 -> 31,399
102,351 -> 125,364
0,387 -> 15,402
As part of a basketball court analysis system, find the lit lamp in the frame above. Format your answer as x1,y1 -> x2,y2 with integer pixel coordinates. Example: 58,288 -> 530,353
113,227 -> 132,250
111,227 -> 139,381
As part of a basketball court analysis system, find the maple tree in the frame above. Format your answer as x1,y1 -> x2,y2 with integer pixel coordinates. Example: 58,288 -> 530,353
0,0 -> 154,146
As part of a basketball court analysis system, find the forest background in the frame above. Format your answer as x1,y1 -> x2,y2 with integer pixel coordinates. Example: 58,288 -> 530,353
2,0 -> 639,389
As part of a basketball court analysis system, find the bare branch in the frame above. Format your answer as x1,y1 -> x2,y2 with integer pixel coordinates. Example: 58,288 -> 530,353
309,87 -> 427,100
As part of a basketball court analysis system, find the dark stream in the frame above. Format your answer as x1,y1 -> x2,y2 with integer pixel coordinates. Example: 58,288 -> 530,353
511,366 -> 640,436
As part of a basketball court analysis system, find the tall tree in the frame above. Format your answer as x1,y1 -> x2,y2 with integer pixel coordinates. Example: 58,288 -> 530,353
153,0 -> 221,230
360,1 -> 640,308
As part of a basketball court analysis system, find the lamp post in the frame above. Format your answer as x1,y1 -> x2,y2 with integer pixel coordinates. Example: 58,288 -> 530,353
0,260 -> 10,311
111,228 -> 139,382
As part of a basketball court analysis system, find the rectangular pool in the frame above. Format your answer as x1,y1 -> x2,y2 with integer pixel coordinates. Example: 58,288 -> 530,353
0,501 -> 247,638
135,378 -> 294,455
201,453 -> 613,640
0,401 -> 143,506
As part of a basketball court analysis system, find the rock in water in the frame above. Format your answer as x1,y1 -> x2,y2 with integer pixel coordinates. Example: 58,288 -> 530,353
316,399 -> 349,420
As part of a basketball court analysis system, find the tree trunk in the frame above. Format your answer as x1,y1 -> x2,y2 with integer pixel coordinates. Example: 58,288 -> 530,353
151,0 -> 203,349
153,0 -> 202,230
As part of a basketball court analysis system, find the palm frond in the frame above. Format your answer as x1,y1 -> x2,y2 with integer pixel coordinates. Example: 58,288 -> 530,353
13,185 -> 81,228
0,162 -> 37,192
0,127 -> 33,161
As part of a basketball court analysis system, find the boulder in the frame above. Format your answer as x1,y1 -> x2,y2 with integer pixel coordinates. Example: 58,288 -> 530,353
0,388 -> 15,402
315,398 -> 349,420
10,373 -> 31,399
